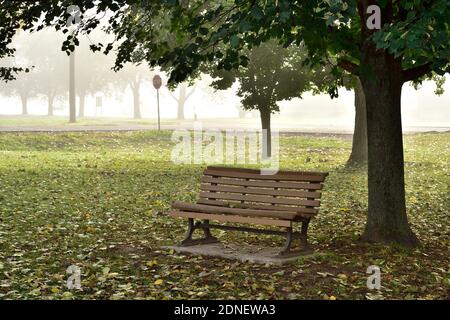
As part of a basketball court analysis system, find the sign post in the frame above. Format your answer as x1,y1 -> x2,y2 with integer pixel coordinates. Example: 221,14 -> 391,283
152,75 -> 162,131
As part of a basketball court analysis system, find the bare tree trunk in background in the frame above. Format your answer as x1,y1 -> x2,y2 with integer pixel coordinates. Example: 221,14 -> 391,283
132,86 -> 141,119
47,94 -> 55,116
259,108 -> 271,158
69,51 -> 76,123
177,84 -> 187,120
20,95 -> 28,115
170,83 -> 196,120
78,94 -> 85,118
237,105 -> 246,118
347,79 -> 367,166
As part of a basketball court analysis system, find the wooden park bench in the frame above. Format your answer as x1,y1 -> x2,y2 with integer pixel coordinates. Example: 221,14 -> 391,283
168,166 -> 328,256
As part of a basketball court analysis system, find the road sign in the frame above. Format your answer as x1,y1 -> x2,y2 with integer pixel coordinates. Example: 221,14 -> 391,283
153,75 -> 162,90
153,75 -> 162,130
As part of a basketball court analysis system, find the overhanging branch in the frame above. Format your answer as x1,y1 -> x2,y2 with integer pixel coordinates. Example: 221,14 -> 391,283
338,59 -> 359,75
402,63 -> 432,82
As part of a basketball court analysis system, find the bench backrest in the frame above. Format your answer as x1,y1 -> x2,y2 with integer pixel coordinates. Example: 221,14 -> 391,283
198,166 -> 328,218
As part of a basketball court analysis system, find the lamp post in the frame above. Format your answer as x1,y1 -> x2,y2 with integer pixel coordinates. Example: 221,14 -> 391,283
67,5 -> 81,123
69,50 -> 76,123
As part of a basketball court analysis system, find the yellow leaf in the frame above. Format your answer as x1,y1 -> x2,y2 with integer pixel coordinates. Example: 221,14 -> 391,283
266,286 -> 275,292
329,295 -> 337,300
51,287 -> 60,294
154,279 -> 163,285
146,260 -> 157,267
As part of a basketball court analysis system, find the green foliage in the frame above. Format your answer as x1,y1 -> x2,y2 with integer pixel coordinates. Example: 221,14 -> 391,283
1,1 -> 448,85
0,131 -> 448,299
208,42 -> 327,114
411,73 -> 447,95
371,0 -> 450,72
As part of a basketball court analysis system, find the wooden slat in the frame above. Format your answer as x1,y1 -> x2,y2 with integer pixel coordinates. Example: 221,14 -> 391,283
169,211 -> 292,227
206,166 -> 328,178
172,201 -> 297,220
204,169 -> 326,182
200,184 -> 321,199
241,203 -> 318,215
197,198 -> 232,206
201,176 -> 323,190
199,191 -> 320,207
196,199 -> 318,216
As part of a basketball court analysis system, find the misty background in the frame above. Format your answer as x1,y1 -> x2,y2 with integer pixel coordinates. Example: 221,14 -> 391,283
1,29 -> 449,131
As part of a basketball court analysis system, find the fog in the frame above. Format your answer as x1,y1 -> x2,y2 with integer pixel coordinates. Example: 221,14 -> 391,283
1,30 -> 449,131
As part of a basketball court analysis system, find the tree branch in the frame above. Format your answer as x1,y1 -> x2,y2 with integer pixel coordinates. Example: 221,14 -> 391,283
167,90 -> 179,102
402,63 -> 432,82
129,80 -> 136,91
185,84 -> 197,100
338,59 -> 359,75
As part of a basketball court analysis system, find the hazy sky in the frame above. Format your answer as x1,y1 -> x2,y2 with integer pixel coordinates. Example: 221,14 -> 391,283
0,30 -> 448,130
2,75 -> 448,128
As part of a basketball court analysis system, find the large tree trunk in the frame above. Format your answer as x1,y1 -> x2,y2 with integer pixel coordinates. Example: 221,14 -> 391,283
359,49 -> 419,247
132,87 -> 141,119
78,94 -> 85,118
259,108 -> 271,158
20,95 -> 28,115
47,95 -> 54,116
177,84 -> 187,120
347,79 -> 367,166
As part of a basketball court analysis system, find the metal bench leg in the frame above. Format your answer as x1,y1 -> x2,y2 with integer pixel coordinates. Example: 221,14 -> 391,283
201,220 -> 218,242
279,227 -> 293,255
180,218 -> 219,246
180,218 -> 195,245
278,220 -> 311,256
300,218 -> 310,249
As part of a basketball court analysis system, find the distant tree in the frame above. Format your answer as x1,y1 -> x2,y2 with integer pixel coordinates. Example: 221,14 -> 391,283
346,79 -> 367,166
168,82 -> 196,120
0,33 -> 38,115
128,70 -> 145,119
75,39 -> 117,118
0,68 -> 37,115
37,62 -> 66,116
31,31 -> 68,116
210,42 -> 325,157
111,58 -> 151,119
1,30 -> 117,118
123,65 -> 147,119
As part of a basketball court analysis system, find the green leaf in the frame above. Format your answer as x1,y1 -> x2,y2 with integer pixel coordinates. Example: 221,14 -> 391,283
230,35 -> 240,48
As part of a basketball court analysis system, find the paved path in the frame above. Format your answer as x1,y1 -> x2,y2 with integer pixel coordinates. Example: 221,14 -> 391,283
0,123 -> 448,136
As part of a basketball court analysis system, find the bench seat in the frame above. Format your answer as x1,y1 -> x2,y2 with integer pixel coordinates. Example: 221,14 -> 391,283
172,201 -> 299,220
168,166 -> 328,256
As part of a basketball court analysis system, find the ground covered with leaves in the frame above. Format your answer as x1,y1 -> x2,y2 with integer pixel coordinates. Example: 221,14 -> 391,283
0,130 -> 448,300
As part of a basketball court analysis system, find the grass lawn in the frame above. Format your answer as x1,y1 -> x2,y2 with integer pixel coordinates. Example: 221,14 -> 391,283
0,130 -> 448,300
